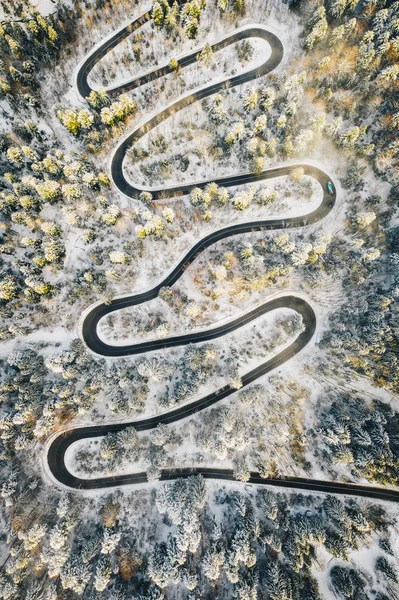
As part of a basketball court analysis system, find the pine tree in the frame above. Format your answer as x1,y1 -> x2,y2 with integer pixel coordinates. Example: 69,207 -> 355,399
148,541 -> 179,588
330,566 -> 366,599
242,86 -> 259,112
259,86 -> 275,111
152,2 -> 165,26
0,276 -> 17,301
208,93 -> 227,124
198,42 -> 213,67
305,7 -> 328,50
376,555 -> 398,583
94,555 -> 112,592
356,31 -> 376,74
378,64 -> 399,84
329,0 -> 349,18
225,121 -> 245,145
61,557 -> 91,595
231,187 -> 255,210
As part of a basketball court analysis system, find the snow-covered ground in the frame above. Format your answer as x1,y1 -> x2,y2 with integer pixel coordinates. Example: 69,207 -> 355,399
0,2 -> 398,599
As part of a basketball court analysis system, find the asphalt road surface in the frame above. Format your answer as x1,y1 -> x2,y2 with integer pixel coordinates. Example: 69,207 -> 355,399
47,3 -> 399,503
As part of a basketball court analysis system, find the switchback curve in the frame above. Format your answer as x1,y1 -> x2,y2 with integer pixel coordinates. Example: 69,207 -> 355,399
46,3 -> 399,503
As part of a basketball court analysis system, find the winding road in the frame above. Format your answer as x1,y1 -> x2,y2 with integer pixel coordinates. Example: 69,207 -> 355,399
46,2 -> 399,503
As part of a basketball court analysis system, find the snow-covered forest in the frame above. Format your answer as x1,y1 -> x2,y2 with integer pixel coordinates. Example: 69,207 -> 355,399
0,0 -> 398,598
